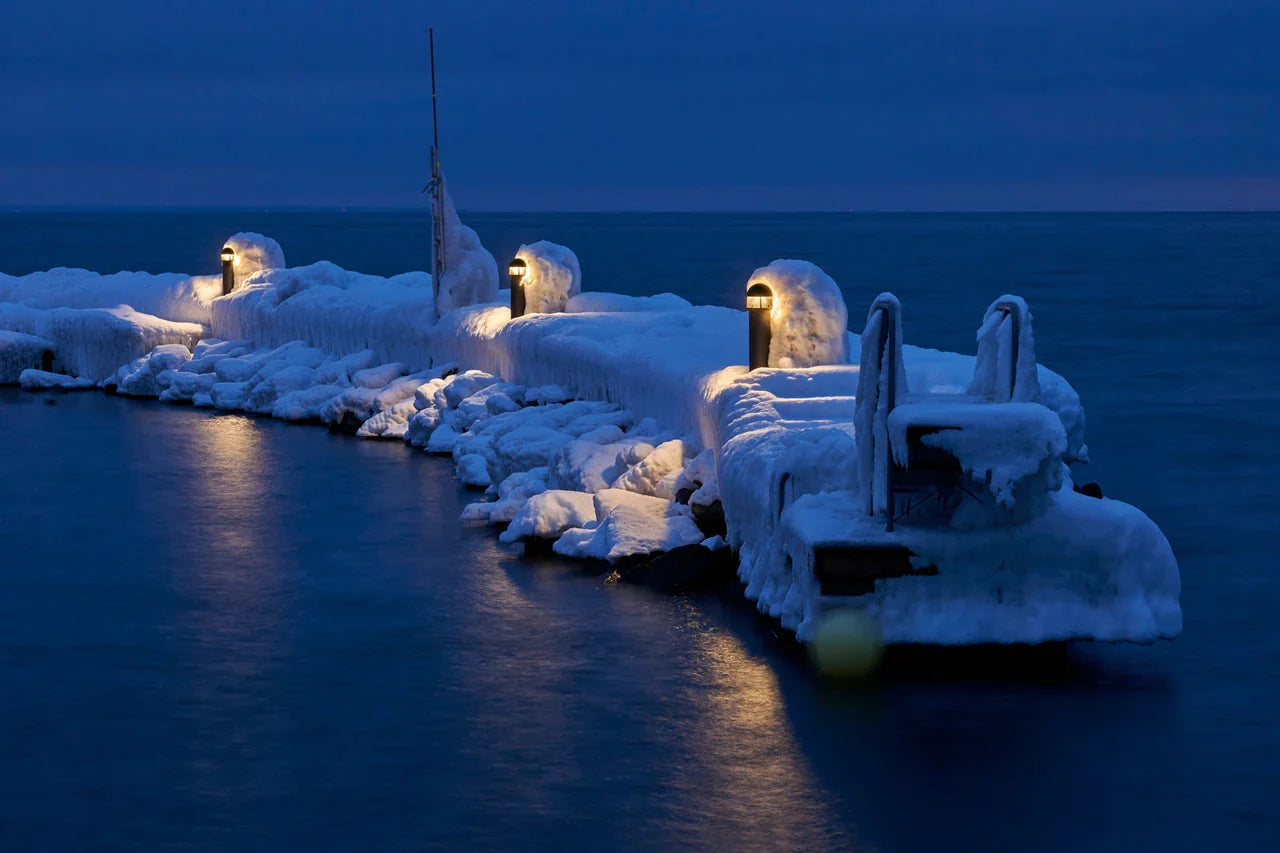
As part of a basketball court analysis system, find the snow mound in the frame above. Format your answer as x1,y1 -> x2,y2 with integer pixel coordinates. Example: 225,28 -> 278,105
553,489 -> 705,562
222,232 -> 286,276
499,490 -> 596,544
18,369 -> 95,390
748,259 -> 848,368
514,241 -> 581,315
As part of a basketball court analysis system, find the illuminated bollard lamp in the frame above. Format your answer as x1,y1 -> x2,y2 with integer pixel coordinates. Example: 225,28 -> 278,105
221,246 -> 237,296
508,257 -> 528,318
746,281 -> 774,371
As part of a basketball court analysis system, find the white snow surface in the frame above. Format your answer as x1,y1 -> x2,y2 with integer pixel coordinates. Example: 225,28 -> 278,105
18,369 -> 96,390
748,259 -> 849,368
515,241 -> 581,315
0,268 -> 219,325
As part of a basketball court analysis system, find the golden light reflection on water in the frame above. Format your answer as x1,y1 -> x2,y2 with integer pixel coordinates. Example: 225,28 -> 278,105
666,606 -> 869,851
182,414 -> 283,662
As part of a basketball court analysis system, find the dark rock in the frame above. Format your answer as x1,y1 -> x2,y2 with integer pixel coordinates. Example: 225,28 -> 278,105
1074,482 -> 1104,499
523,537 -> 559,558
675,486 -> 696,505
611,543 -> 737,593
327,410 -> 365,435
690,498 -> 726,538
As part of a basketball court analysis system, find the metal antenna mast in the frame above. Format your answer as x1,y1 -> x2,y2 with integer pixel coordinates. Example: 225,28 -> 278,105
427,27 -> 446,317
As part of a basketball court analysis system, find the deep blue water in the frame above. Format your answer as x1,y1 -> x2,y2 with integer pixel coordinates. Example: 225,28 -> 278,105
1,212 -> 1278,850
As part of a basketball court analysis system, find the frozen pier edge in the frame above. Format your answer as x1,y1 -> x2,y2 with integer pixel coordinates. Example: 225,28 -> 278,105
1,233 -> 1180,646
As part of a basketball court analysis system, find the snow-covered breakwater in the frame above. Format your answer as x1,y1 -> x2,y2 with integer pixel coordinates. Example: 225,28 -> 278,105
0,233 -> 1180,647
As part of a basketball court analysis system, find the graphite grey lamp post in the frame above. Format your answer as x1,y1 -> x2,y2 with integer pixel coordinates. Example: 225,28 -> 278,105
221,246 -> 236,295
508,257 -> 528,318
746,281 -> 773,370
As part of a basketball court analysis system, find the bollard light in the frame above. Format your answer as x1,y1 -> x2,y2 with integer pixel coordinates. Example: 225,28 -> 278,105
221,246 -> 237,296
508,257 -> 528,318
746,281 -> 774,370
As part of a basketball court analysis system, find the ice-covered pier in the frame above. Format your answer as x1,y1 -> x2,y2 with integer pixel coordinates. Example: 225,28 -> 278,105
0,226 -> 1180,647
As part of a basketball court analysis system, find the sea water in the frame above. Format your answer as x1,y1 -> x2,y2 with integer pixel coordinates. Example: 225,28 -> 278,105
1,212 -> 1277,849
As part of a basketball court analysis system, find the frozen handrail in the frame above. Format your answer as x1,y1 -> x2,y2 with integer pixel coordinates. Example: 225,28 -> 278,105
855,293 -> 905,530
969,294 -> 1040,405
993,298 -> 1021,402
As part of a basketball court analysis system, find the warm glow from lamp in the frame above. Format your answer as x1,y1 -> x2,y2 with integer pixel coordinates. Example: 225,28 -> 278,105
746,282 -> 773,310
221,247 -> 236,265
508,258 -> 528,284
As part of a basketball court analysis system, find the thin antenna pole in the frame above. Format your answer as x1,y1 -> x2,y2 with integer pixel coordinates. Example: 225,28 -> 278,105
429,28 -> 439,158
428,27 -> 446,318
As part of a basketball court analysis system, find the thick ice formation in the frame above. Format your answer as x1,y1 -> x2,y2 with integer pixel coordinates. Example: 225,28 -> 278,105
748,259 -> 849,368
1,329 -> 54,383
0,303 -> 203,381
780,490 -> 1181,644
212,262 -> 435,368
222,232 -> 286,276
434,183 -> 499,315
0,268 -> 219,325
514,241 -> 581,314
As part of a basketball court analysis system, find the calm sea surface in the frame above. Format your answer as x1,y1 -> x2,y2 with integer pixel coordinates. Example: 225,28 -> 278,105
1,212 -> 1278,850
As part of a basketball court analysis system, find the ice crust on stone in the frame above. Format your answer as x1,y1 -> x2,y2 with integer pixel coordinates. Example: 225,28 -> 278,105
1,329 -> 55,383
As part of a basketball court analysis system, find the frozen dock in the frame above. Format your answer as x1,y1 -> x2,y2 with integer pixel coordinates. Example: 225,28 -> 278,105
0,231 -> 1180,646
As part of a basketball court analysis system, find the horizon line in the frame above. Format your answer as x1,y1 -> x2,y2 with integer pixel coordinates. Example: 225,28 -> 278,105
2,206 -> 1277,215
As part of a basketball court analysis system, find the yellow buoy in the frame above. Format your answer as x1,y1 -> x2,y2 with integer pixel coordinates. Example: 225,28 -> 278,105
811,609 -> 885,679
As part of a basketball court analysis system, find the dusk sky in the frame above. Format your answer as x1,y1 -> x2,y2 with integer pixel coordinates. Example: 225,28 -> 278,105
3,0 -> 1278,210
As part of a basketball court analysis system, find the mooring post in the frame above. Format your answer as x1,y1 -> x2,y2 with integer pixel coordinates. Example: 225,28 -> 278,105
221,246 -> 236,296
746,281 -> 773,370
508,257 -> 527,318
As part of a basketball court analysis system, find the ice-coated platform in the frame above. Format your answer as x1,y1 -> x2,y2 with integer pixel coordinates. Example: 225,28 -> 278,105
0,235 -> 1181,647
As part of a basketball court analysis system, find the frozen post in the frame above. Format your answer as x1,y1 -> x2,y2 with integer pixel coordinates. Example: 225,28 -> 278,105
746,281 -> 773,370
509,257 -> 528,318
220,246 -> 236,295
994,299 -> 1021,401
